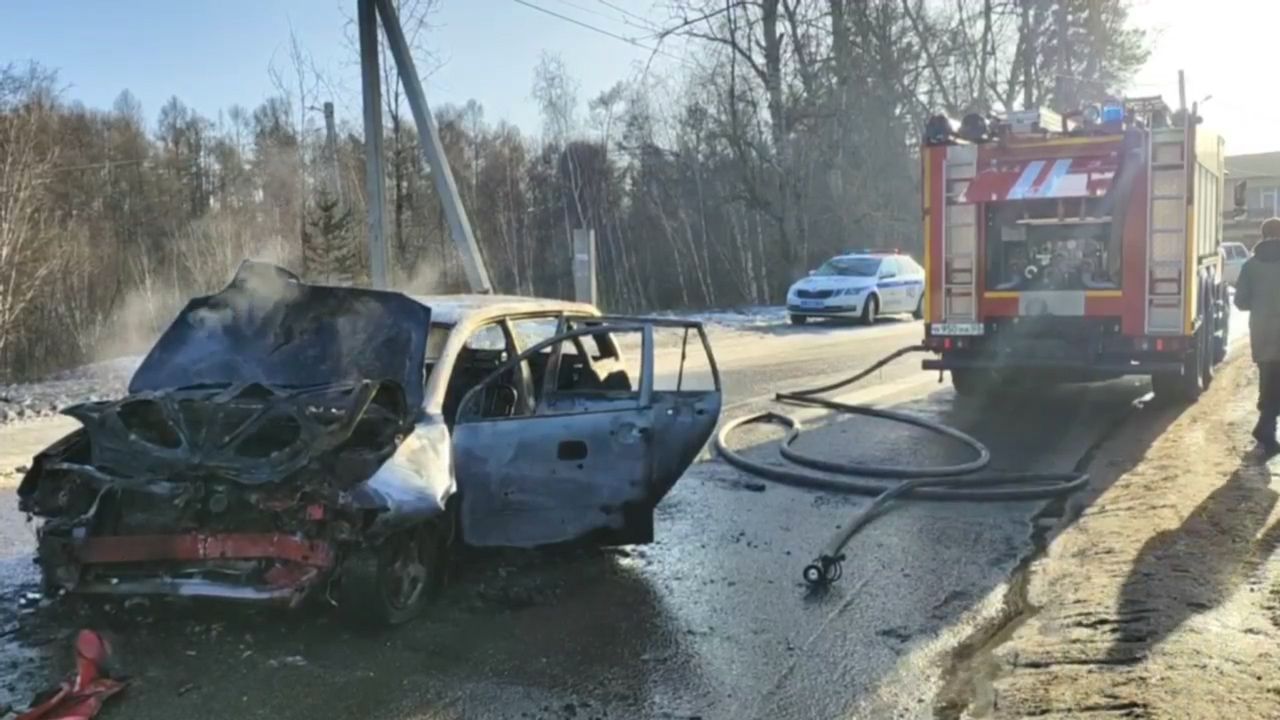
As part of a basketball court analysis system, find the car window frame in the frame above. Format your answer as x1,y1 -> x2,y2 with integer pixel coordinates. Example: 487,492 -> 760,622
878,257 -> 899,279
455,323 -> 655,424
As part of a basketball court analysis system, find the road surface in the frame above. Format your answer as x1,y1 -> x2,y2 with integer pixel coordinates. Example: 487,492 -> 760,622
0,316 -> 1179,718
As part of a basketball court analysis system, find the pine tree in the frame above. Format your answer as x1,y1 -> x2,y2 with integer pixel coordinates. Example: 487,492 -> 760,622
302,190 -> 359,286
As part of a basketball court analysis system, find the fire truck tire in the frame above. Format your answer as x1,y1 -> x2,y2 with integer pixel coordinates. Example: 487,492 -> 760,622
950,368 -> 988,397
1213,290 -> 1231,365
1152,336 -> 1204,403
1201,325 -> 1216,389
861,296 -> 879,326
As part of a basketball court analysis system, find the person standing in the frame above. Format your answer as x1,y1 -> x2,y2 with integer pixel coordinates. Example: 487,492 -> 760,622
1235,217 -> 1280,454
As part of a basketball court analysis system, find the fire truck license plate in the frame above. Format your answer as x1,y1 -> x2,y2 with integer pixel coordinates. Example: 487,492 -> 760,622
931,323 -> 984,336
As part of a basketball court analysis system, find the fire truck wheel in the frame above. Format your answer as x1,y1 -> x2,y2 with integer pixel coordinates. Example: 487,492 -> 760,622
951,368 -> 989,398
1201,324 -> 1216,389
860,296 -> 879,326
1152,338 -> 1204,403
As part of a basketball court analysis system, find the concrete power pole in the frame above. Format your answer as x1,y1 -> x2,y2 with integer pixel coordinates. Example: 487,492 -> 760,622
572,228 -> 597,305
322,101 -> 344,206
1021,0 -> 1034,109
357,0 -> 390,289
370,0 -> 493,294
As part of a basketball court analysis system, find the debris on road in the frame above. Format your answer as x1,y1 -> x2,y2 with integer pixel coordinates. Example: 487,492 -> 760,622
265,655 -> 307,668
16,629 -> 126,720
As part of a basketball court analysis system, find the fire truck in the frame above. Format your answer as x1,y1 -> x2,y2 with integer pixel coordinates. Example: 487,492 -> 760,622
919,99 -> 1242,401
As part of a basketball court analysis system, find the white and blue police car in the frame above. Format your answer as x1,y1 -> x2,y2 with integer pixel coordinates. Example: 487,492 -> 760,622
785,250 -> 925,325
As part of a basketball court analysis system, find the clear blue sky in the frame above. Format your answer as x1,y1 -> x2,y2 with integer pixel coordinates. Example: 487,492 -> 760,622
0,0 -> 677,136
2,0 -> 1277,153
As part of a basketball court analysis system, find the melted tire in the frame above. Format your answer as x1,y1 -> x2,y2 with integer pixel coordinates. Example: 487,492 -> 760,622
338,523 -> 446,627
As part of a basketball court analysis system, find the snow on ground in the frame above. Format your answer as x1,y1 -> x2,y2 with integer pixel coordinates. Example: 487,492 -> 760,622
651,305 -> 789,330
0,356 -> 139,425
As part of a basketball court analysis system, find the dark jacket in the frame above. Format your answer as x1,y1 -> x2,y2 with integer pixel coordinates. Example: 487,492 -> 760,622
1235,238 -> 1280,363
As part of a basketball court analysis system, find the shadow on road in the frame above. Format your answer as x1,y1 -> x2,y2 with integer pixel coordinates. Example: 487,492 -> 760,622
10,549 -> 703,720
1105,461 -> 1280,664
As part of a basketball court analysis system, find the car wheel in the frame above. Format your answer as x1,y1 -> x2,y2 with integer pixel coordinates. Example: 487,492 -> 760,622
912,296 -> 923,320
339,521 -> 448,626
789,314 -> 808,326
860,296 -> 878,326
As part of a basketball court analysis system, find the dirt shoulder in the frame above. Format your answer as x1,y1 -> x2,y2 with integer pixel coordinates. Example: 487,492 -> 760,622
961,355 -> 1280,718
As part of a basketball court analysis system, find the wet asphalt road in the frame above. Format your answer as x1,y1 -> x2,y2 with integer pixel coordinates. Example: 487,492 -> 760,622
0,316 -> 1154,719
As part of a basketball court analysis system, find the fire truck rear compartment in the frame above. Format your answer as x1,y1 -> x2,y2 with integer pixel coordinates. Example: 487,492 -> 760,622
923,315 -> 1188,380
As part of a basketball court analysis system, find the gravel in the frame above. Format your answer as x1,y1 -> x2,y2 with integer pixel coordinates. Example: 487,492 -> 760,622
0,356 -> 139,427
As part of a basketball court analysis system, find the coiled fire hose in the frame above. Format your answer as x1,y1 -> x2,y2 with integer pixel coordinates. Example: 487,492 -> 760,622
714,345 -> 1090,587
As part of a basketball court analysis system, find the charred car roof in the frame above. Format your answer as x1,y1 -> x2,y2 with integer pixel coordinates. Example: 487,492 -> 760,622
411,294 -> 599,328
130,262 -> 433,410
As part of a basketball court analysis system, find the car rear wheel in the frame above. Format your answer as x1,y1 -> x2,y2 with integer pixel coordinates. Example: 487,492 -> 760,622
912,296 -> 923,320
860,296 -> 878,326
339,521 -> 449,627
789,314 -> 809,326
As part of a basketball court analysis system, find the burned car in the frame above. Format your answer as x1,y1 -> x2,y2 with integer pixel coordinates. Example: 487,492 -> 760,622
19,262 -> 722,624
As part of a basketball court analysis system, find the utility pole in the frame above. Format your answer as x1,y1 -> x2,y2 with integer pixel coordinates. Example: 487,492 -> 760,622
572,228 -> 597,305
1178,69 -> 1187,115
1021,0 -> 1033,109
1054,0 -> 1070,112
358,0 -> 389,289
372,0 -> 493,293
322,101 -> 344,206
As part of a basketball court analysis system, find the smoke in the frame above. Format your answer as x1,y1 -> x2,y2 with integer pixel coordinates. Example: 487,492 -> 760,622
395,257 -> 450,296
89,213 -> 303,368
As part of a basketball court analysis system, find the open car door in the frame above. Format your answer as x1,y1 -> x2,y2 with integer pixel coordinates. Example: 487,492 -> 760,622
452,318 -> 721,548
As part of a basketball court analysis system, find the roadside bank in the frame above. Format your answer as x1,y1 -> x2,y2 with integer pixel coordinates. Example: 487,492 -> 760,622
948,353 -> 1280,718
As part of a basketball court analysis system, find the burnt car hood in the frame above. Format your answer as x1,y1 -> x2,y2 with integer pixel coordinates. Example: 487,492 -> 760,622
30,262 -> 431,489
130,261 -> 430,409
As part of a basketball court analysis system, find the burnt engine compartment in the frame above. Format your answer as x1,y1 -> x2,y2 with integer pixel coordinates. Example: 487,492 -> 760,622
18,380 -> 411,595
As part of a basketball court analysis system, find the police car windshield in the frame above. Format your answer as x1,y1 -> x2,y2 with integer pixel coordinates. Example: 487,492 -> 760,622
814,257 -> 880,277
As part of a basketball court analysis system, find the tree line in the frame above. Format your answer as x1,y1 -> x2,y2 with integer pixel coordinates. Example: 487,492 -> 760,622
0,0 -> 1146,382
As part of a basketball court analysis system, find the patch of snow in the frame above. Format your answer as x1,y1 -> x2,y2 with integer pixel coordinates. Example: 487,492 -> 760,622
0,355 -> 141,428
650,306 -> 788,330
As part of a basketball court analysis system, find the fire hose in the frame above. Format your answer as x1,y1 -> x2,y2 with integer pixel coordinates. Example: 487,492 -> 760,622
714,345 -> 1090,587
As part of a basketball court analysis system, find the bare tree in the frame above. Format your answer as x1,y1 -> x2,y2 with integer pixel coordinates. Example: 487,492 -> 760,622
0,66 -> 61,372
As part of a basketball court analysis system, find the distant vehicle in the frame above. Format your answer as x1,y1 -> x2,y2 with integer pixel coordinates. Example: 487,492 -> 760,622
19,262 -> 722,626
1222,241 -> 1249,286
786,251 -> 925,325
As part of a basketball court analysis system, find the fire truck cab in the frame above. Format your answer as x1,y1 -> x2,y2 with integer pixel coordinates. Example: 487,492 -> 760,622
919,100 -> 1237,402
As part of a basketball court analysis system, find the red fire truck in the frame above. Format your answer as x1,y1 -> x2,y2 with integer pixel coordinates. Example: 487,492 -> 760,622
919,99 -> 1240,401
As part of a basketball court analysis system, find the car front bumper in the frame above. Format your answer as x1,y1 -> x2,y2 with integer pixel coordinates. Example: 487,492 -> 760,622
787,301 -> 861,316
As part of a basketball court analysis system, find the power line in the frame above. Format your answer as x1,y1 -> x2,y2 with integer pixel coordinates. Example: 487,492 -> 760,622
548,0 -> 631,26
509,0 -> 695,70
596,0 -> 666,37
